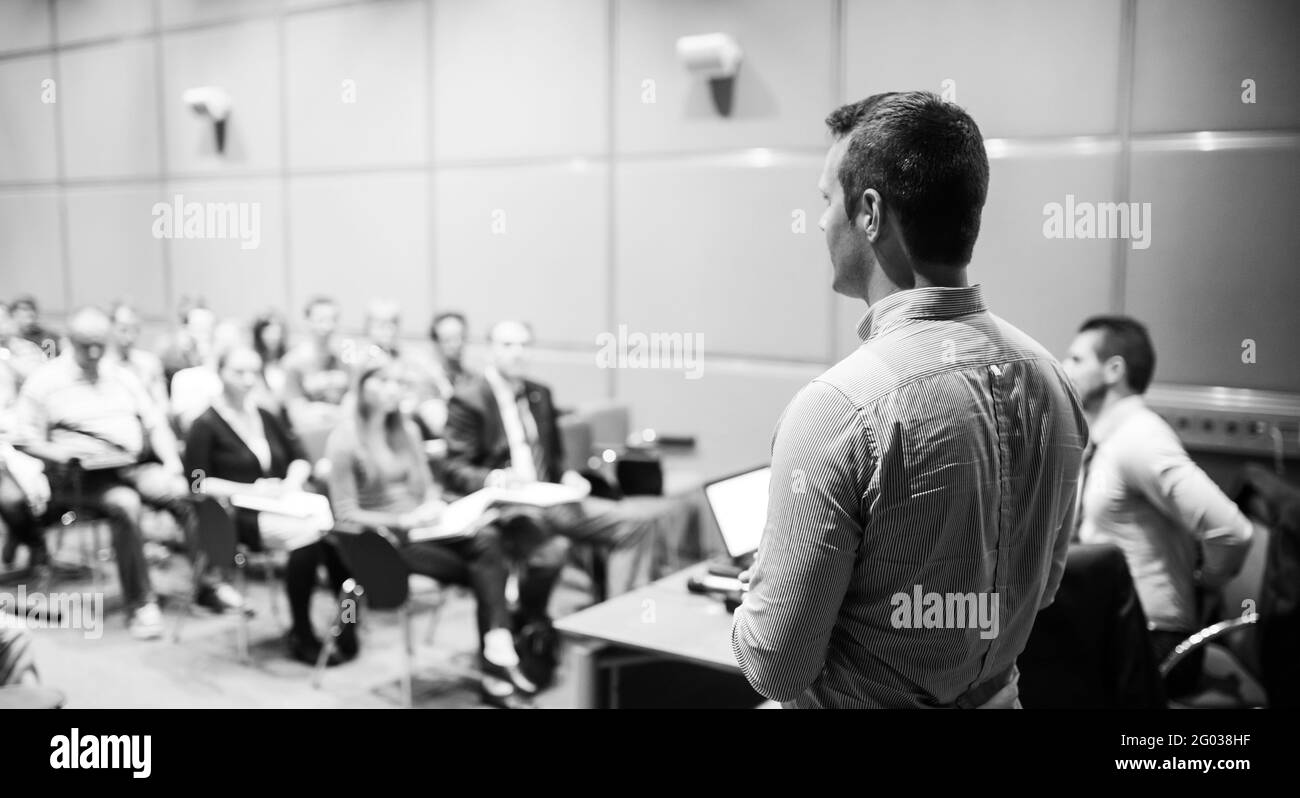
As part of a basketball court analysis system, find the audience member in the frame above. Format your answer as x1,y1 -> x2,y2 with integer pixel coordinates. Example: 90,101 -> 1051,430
0,302 -> 49,386
444,320 -> 694,599
1063,315 -> 1257,696
184,345 -> 342,663
326,357 -> 545,706
361,300 -> 446,437
8,296 -> 60,357
429,311 -> 475,397
252,310 -> 290,409
108,302 -> 168,411
14,307 -> 198,639
159,297 -> 216,390
282,296 -> 350,433
170,319 -> 246,435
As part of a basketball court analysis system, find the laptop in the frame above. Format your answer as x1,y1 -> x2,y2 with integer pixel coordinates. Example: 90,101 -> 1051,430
703,465 -> 771,576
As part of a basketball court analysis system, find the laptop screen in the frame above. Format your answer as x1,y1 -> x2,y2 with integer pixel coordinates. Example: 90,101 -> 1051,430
704,466 -> 771,560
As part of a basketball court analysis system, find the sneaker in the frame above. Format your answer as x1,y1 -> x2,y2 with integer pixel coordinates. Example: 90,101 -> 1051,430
129,603 -> 165,640
213,583 -> 250,615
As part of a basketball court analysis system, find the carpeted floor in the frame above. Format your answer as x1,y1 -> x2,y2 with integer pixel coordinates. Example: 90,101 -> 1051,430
3,527 -> 591,709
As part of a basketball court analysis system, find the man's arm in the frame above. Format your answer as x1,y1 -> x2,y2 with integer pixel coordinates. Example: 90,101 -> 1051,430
1038,479 -> 1078,610
731,381 -> 867,703
442,391 -> 493,494
1122,422 -> 1254,588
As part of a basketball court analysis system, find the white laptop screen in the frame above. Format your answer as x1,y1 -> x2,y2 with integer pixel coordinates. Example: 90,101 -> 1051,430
704,466 -> 771,560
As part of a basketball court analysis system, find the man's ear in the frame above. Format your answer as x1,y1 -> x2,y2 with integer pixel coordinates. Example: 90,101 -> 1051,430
1102,355 -> 1127,388
858,188 -> 882,241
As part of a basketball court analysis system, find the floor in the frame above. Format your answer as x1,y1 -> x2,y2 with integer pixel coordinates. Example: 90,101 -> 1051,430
2,522 -> 592,709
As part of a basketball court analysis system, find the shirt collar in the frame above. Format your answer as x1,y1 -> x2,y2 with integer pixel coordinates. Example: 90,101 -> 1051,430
484,366 -> 525,399
856,284 -> 988,342
1089,393 -> 1147,445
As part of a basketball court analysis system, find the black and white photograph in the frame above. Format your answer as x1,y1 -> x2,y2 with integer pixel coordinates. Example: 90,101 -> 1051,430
0,0 -> 1296,778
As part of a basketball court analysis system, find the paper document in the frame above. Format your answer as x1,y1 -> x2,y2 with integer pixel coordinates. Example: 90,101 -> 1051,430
230,491 -> 334,551
408,490 -> 498,542
492,482 -> 586,508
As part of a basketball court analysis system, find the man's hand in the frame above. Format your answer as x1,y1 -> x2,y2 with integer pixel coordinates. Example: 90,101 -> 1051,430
486,468 -> 530,490
737,568 -> 753,595
253,477 -> 286,497
560,469 -> 592,498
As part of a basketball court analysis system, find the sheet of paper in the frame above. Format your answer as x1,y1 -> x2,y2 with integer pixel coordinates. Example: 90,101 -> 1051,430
407,490 -> 497,542
492,482 -> 586,508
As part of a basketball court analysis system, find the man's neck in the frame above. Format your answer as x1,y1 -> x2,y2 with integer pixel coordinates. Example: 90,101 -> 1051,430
487,365 -> 522,393
864,264 -> 969,306
1086,389 -> 1137,427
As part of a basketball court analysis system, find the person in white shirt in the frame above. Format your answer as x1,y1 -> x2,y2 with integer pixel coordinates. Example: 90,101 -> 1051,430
1062,315 -> 1256,696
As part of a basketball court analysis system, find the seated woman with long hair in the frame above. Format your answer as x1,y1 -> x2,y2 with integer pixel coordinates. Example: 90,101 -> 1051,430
184,345 -> 352,666
325,358 -> 535,706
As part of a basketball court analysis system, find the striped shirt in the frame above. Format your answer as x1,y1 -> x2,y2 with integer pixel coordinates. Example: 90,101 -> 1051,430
731,285 -> 1088,708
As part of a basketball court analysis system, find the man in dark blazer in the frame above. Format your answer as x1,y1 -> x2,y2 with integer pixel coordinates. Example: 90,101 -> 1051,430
444,321 -> 695,613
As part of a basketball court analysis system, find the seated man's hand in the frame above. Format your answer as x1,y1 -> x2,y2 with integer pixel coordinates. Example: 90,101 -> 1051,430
486,468 -> 531,490
253,477 -> 286,497
560,469 -> 592,498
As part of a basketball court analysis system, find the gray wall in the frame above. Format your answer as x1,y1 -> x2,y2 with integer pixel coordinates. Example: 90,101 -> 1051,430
1,0 -> 1297,478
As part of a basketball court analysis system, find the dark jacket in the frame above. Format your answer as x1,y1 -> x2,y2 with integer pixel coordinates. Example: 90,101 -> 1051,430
442,375 -> 563,495
183,406 -> 306,484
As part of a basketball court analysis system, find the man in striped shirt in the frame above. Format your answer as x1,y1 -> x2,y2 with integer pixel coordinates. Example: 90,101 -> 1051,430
732,92 -> 1088,708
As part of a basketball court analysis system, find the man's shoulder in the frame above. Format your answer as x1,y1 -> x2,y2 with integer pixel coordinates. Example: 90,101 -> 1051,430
1109,400 -> 1182,454
522,377 -> 554,402
20,356 -> 76,395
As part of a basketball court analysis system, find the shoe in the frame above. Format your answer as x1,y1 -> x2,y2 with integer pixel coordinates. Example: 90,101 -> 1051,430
129,603 -> 165,640
335,618 -> 360,661
193,584 -> 226,614
479,677 -> 534,709
481,657 -> 539,696
286,630 -> 343,667
213,582 -> 253,616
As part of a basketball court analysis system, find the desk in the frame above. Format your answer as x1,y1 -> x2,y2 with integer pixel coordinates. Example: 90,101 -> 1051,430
555,562 -> 755,708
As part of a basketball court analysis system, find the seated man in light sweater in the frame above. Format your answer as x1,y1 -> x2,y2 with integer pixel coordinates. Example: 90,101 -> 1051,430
1063,315 -> 1257,696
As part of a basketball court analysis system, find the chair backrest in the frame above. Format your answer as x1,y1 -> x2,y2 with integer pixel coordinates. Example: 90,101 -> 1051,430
193,496 -> 238,567
557,414 -> 594,474
1018,543 -> 1166,708
327,530 -> 411,610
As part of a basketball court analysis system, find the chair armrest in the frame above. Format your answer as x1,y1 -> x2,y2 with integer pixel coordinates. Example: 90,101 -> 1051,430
1159,612 -> 1258,676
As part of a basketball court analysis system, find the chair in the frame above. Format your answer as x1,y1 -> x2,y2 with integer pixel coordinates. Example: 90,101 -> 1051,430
312,530 -> 463,708
1166,463 -> 1298,708
170,495 -> 275,662
1018,543 -> 1167,708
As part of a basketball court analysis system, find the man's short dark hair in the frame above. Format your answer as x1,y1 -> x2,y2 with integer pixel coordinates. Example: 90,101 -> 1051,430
10,294 -> 38,313
429,311 -> 467,341
1079,315 -> 1157,394
303,295 -> 337,319
826,91 -> 989,267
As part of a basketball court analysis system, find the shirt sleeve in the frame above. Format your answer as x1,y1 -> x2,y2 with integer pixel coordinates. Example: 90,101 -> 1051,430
731,380 -> 868,702
13,373 -> 50,444
1119,420 -> 1254,588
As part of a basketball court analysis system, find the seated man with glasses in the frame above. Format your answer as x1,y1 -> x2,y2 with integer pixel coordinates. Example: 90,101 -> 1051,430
14,306 -> 200,639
